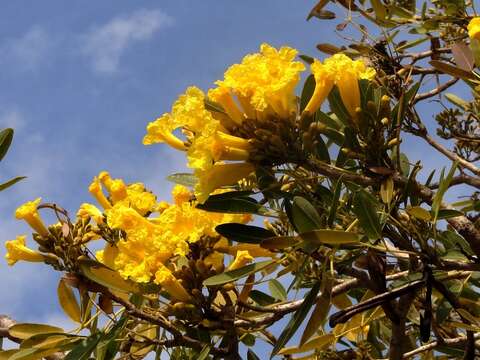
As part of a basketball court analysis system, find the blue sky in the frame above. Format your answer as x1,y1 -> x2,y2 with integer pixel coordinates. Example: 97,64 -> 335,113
0,0 -> 469,357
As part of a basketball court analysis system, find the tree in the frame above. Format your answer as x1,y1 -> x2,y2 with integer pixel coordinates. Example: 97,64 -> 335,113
2,1 -> 480,359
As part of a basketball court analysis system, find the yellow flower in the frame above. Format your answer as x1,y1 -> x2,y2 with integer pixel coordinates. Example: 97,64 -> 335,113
204,251 -> 224,271
223,43 -> 305,118
227,250 -> 253,271
96,243 -> 119,269
99,171 -> 127,203
324,54 -> 376,119
194,162 -> 255,204
91,172 -> 157,216
468,17 -> 480,41
88,177 -> 112,209
15,198 -> 49,237
172,185 -> 193,205
143,113 -> 187,151
208,83 -> 245,125
5,235 -> 45,266
303,59 -> 335,115
155,264 -> 191,302
77,203 -> 104,224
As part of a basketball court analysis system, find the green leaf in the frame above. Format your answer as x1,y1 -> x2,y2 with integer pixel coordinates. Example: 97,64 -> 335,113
197,344 -> 211,360
271,282 -> 321,358
203,260 -> 273,286
79,259 -> 140,293
300,229 -> 361,245
0,176 -> 26,192
429,60 -> 477,80
445,93 -> 469,110
204,98 -> 226,115
250,290 -> 277,306
96,318 -> 127,360
327,178 -> 342,227
57,279 -> 81,323
352,190 -> 382,240
406,206 -> 432,221
197,192 -> 268,215
215,223 -> 275,244
328,86 -> 350,125
64,332 -> 103,360
166,173 -> 197,187
436,209 -> 464,220
291,196 -> 322,233
261,236 -> 300,250
247,349 -> 261,360
432,161 -> 458,220
0,128 -> 13,162
269,279 -> 287,301
9,324 -> 64,340
300,74 -> 315,112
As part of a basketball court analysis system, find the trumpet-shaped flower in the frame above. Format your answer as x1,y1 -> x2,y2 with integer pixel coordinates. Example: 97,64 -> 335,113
303,59 -> 335,115
324,54 -> 376,119
155,264 -> 191,302
5,235 -> 45,266
223,43 -> 305,118
15,198 -> 49,237
77,203 -> 104,224
227,250 -> 253,271
208,84 -> 245,125
468,17 -> 480,41
89,177 -> 112,210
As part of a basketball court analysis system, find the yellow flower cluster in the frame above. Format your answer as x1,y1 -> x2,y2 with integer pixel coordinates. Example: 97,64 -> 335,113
96,183 -> 251,285
143,44 -> 375,203
144,86 -> 254,203
468,17 -> 480,41
304,54 -> 376,119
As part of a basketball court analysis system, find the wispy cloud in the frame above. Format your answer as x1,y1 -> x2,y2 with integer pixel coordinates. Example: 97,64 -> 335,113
81,9 -> 173,74
0,109 -> 25,130
0,26 -> 51,71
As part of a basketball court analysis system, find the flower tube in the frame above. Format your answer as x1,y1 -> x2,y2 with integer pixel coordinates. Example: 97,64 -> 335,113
15,198 -> 49,237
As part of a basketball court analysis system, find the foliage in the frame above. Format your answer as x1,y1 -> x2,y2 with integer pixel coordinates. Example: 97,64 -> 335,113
2,1 -> 480,359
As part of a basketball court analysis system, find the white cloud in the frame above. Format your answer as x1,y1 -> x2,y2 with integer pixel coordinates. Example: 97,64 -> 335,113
81,9 -> 173,74
1,26 -> 51,71
0,109 -> 25,131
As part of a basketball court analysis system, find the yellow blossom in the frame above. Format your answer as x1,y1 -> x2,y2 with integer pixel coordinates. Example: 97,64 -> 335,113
99,171 -> 127,203
143,113 -> 187,151
5,235 -> 45,266
15,198 -> 49,237
77,203 -> 104,224
468,17 -> 480,41
155,264 -> 191,302
324,54 -> 376,119
88,177 -> 112,209
208,83 -> 245,125
204,251 -> 224,271
223,43 -> 305,118
227,250 -> 253,271
303,59 -> 335,115
96,243 -> 119,269
172,185 -> 193,205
